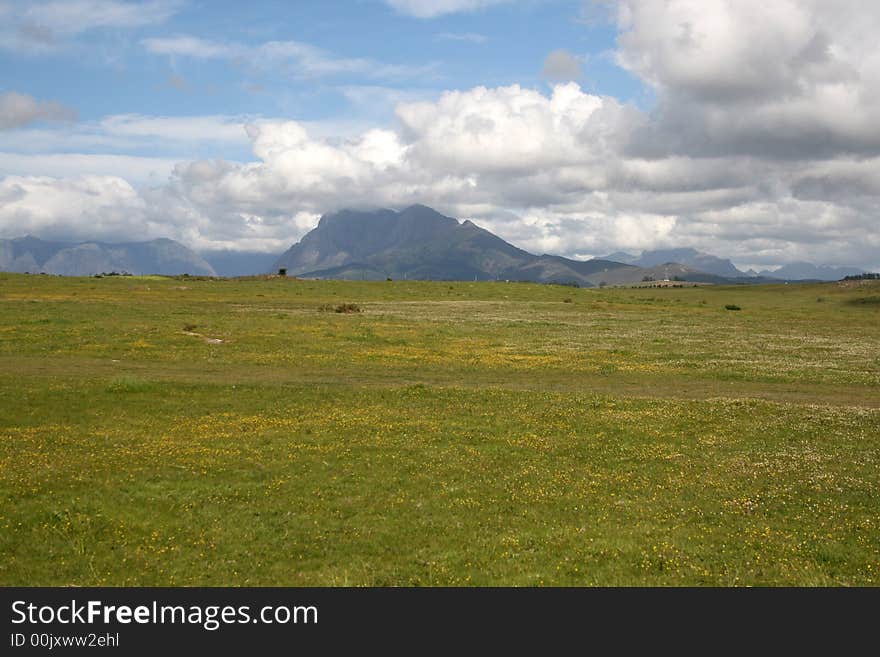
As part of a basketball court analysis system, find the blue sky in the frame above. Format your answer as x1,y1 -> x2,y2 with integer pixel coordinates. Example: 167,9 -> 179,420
1,1 -> 878,270
1,0 -> 644,151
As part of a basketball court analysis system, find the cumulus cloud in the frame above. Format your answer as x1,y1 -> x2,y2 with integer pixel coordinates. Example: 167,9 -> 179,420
541,50 -> 584,83
0,175 -> 149,242
615,0 -> 880,159
0,91 -> 76,130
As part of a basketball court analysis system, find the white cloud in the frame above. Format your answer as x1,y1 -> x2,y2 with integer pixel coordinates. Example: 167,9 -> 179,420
339,85 -> 440,118
383,0 -> 510,18
615,0 -> 880,159
0,91 -> 76,130
396,83 -> 632,174
142,35 -> 436,81
98,114 -> 250,143
435,33 -> 489,44
0,152 -> 179,182
23,0 -> 183,35
0,113 -> 255,183
141,35 -> 231,59
0,175 -> 149,242
4,114 -> 251,152
2,0 -> 183,52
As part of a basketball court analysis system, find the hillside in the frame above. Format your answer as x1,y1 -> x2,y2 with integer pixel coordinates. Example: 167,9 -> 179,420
0,236 -> 215,276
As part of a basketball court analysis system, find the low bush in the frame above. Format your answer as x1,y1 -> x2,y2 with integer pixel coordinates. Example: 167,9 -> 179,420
318,303 -> 362,313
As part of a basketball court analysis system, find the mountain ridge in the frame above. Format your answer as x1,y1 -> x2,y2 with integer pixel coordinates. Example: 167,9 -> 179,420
4,206 -> 868,282
274,205 -> 869,285
0,236 -> 215,276
757,262 -> 865,282
600,247 -> 744,278
274,206 -> 764,286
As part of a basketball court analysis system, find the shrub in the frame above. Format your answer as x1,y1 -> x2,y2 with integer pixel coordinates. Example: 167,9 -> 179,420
318,303 -> 362,313
849,296 -> 880,305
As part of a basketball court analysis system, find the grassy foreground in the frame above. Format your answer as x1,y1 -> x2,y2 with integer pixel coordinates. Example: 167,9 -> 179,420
0,273 -> 878,585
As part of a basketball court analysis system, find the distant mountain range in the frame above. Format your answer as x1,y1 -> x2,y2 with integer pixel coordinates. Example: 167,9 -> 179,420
756,262 -> 865,281
601,248 -> 744,278
2,205 -> 869,283
200,250 -> 280,278
605,249 -> 865,282
0,236 -> 215,276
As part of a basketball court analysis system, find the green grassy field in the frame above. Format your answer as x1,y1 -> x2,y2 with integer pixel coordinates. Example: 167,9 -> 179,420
1,272 -> 878,585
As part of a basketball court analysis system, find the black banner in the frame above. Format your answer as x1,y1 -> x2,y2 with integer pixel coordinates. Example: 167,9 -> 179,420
1,587 -> 874,653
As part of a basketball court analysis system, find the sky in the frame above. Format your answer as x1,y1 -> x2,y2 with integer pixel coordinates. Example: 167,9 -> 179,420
0,0 -> 878,270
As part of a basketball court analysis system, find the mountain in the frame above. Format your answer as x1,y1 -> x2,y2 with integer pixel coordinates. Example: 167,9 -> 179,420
275,205 -> 750,287
515,254 -> 637,285
758,262 -> 865,281
276,205 -> 671,286
0,236 -> 215,276
630,248 -> 744,278
584,262 -> 731,286
275,204 -> 543,282
273,204 -> 868,286
601,251 -> 639,265
200,250 -> 281,277
274,205 -> 760,286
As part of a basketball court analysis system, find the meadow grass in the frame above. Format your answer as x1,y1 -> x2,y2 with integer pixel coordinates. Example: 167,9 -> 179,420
0,273 -> 878,585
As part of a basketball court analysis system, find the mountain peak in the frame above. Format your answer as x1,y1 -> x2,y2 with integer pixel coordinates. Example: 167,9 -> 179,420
274,205 -> 529,280
400,203 -> 438,214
